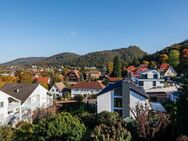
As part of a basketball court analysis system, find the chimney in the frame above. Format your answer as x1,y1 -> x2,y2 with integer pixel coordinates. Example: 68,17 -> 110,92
16,89 -> 19,93
122,79 -> 130,118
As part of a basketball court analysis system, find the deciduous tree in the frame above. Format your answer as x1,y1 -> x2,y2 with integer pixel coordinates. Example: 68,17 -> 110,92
168,50 -> 180,67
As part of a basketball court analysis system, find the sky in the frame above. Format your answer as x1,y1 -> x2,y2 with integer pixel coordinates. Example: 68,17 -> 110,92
0,0 -> 188,63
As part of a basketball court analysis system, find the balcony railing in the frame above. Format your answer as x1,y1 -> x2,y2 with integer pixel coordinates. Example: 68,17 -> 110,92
8,102 -> 21,111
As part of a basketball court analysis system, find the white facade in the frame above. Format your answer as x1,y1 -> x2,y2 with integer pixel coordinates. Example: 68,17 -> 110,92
49,85 -> 62,97
0,91 -> 21,125
163,66 -> 177,77
0,84 -> 53,125
97,91 -> 112,113
134,70 -> 165,90
21,85 -> 53,122
129,91 -> 148,117
71,88 -> 102,96
97,88 -> 148,118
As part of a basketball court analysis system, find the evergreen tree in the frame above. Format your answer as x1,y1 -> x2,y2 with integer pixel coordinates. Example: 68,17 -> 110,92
112,56 -> 122,77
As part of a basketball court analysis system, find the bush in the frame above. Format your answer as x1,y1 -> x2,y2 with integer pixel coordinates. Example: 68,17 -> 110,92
74,95 -> 84,103
0,126 -> 15,141
96,111 -> 119,126
35,112 -> 86,141
91,120 -> 132,141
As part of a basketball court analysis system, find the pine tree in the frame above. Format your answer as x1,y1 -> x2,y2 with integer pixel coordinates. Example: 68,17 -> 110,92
112,56 -> 122,77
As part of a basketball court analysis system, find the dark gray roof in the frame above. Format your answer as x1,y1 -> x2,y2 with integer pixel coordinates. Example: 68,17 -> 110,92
98,80 -> 148,98
0,83 -> 39,104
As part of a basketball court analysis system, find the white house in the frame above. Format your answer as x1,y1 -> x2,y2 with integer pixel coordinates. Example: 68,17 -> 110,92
97,80 -> 149,118
71,81 -> 105,96
49,82 -> 66,97
0,83 -> 53,124
133,70 -> 165,90
0,91 -> 21,125
159,63 -> 177,78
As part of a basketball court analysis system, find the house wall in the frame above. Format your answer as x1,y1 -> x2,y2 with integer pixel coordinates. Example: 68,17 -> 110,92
0,91 -> 21,125
22,85 -> 53,112
49,86 -> 62,96
97,91 -> 112,113
164,67 -> 177,77
129,90 -> 148,118
71,88 -> 101,96
142,81 -> 164,90
0,92 -> 9,124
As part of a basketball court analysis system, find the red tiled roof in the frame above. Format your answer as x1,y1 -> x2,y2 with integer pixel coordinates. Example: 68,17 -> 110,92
34,77 -> 50,84
72,81 -> 105,89
105,75 -> 123,82
132,67 -> 149,77
127,66 -> 136,72
159,63 -> 170,71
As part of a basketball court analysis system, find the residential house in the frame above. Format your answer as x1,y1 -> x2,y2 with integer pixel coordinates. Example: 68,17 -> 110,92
159,63 -> 177,78
0,90 -> 21,125
0,83 -> 53,124
145,85 -> 180,102
66,70 -> 80,85
49,82 -> 66,97
97,80 -> 149,118
133,70 -> 165,90
71,81 -> 105,96
85,70 -> 101,80
127,66 -> 137,76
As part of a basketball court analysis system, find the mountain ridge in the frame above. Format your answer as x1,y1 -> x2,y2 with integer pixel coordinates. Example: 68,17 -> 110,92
1,46 -> 145,67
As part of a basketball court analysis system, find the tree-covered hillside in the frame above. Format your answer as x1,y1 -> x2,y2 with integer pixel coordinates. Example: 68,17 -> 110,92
143,40 -> 188,73
1,46 -> 146,68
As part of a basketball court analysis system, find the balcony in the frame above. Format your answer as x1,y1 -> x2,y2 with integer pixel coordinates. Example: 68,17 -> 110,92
8,102 -> 21,111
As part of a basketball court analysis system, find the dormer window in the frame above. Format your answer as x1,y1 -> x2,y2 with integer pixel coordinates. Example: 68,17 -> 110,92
154,74 -> 158,79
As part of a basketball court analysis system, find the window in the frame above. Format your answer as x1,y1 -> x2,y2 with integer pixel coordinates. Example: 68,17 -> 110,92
114,98 -> 122,108
114,109 -> 123,117
114,87 -> 122,96
139,81 -> 144,86
154,74 -> 158,79
141,74 -> 147,79
153,81 -> 156,87
150,97 -> 157,102
0,102 -> 4,108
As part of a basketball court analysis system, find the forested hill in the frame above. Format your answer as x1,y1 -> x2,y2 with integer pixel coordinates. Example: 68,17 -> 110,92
144,40 -> 188,61
1,57 -> 46,67
1,46 -> 146,67
143,40 -> 188,73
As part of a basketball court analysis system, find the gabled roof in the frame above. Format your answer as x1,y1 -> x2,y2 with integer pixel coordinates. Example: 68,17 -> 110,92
72,81 -> 105,90
54,82 -> 66,91
0,83 -> 39,104
98,80 -> 148,98
67,70 -> 80,78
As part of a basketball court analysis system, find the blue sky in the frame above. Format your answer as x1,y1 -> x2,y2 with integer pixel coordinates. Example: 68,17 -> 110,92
0,0 -> 188,63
